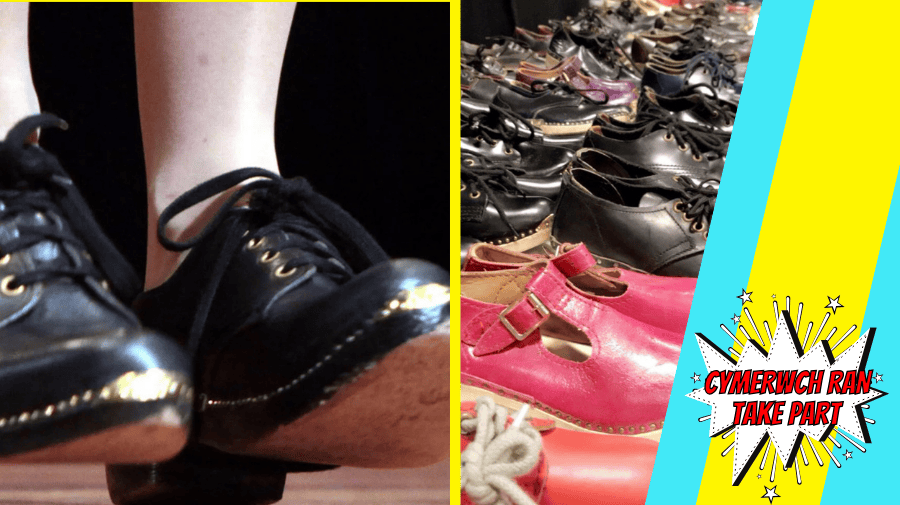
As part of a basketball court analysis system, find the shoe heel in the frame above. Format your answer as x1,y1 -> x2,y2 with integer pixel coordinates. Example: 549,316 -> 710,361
106,448 -> 287,505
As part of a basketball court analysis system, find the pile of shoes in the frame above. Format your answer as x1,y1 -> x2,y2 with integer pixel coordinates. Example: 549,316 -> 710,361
460,1 -> 757,502
460,0 -> 755,274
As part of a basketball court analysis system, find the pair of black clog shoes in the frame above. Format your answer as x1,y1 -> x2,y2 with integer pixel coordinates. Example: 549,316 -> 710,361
0,115 -> 450,504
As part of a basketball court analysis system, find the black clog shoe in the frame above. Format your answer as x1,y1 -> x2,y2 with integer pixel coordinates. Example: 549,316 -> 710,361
0,115 -> 192,463
107,168 -> 450,504
461,155 -> 554,259
553,158 -> 717,277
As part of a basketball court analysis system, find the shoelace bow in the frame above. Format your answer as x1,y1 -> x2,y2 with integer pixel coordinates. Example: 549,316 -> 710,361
0,114 -> 142,303
462,158 -> 528,238
461,397 -> 542,505
675,176 -> 717,228
529,79 -> 609,105
608,107 -> 729,157
675,83 -> 736,125
463,103 -> 536,145
665,30 -> 715,60
687,52 -> 738,89
639,83 -> 735,129
156,168 -> 388,354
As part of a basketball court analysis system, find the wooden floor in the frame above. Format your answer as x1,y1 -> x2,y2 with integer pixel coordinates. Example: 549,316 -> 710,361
0,460 -> 449,505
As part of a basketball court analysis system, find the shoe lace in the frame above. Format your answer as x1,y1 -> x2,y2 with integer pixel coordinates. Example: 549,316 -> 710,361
608,106 -> 729,157
461,396 -> 542,505
462,103 -> 536,145
461,158 -> 528,238
156,168 -> 388,354
673,175 -> 717,231
0,114 -> 142,302
673,83 -> 736,125
483,36 -> 531,56
687,52 -> 738,90
529,79 -> 610,105
666,30 -> 715,59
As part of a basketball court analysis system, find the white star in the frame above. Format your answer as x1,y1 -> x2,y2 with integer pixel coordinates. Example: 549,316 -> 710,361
757,474 -> 762,479
843,449 -> 852,460
826,295 -> 843,314
732,314 -> 741,324
875,373 -> 883,383
692,373 -> 701,383
762,485 -> 780,503
738,288 -> 752,304
772,294 -> 776,298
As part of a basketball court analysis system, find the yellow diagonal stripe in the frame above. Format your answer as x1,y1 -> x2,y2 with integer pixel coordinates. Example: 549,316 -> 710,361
696,1 -> 900,503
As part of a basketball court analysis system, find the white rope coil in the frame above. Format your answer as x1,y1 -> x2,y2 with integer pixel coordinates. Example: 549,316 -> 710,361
461,397 -> 543,505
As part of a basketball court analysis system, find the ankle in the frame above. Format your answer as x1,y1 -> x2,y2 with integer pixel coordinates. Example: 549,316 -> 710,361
144,170 -> 275,290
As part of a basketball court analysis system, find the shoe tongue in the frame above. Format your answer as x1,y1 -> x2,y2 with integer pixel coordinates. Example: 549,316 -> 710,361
639,192 -> 669,207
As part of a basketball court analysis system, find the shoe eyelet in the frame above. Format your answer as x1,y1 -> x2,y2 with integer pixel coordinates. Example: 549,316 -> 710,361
461,183 -> 467,191
691,221 -> 706,233
712,111 -> 719,117
505,147 -> 515,155
692,154 -> 703,162
0,253 -> 9,266
663,133 -> 674,142
678,144 -> 689,152
260,250 -> 280,264
1,275 -> 25,296
464,158 -> 476,166
247,237 -> 265,250
469,191 -> 482,199
725,120 -> 733,126
100,280 -> 110,291
672,175 -> 681,182
673,200 -> 685,213
275,265 -> 297,278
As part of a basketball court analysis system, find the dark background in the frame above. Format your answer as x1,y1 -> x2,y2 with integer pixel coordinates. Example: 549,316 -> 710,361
461,0 -> 587,42
27,2 -> 450,281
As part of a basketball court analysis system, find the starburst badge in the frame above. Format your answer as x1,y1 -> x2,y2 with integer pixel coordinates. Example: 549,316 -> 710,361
688,295 -> 888,486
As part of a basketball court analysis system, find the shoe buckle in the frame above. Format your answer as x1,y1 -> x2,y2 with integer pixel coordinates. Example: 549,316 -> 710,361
498,292 -> 551,341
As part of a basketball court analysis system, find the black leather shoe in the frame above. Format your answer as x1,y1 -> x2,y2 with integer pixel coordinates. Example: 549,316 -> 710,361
462,155 -> 554,254
642,52 -> 741,105
553,157 -> 716,277
547,26 -> 642,85
644,84 -> 736,133
107,168 -> 450,503
462,101 -> 574,198
0,115 -> 192,463
585,107 -> 729,179
465,78 -> 604,137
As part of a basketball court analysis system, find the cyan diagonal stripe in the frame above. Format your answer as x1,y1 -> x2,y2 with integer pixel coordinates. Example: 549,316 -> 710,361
646,1 -> 815,502
819,167 -> 900,503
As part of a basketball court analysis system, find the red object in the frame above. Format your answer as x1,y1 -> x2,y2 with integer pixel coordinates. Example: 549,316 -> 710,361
461,260 -> 679,435
463,242 -> 694,339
